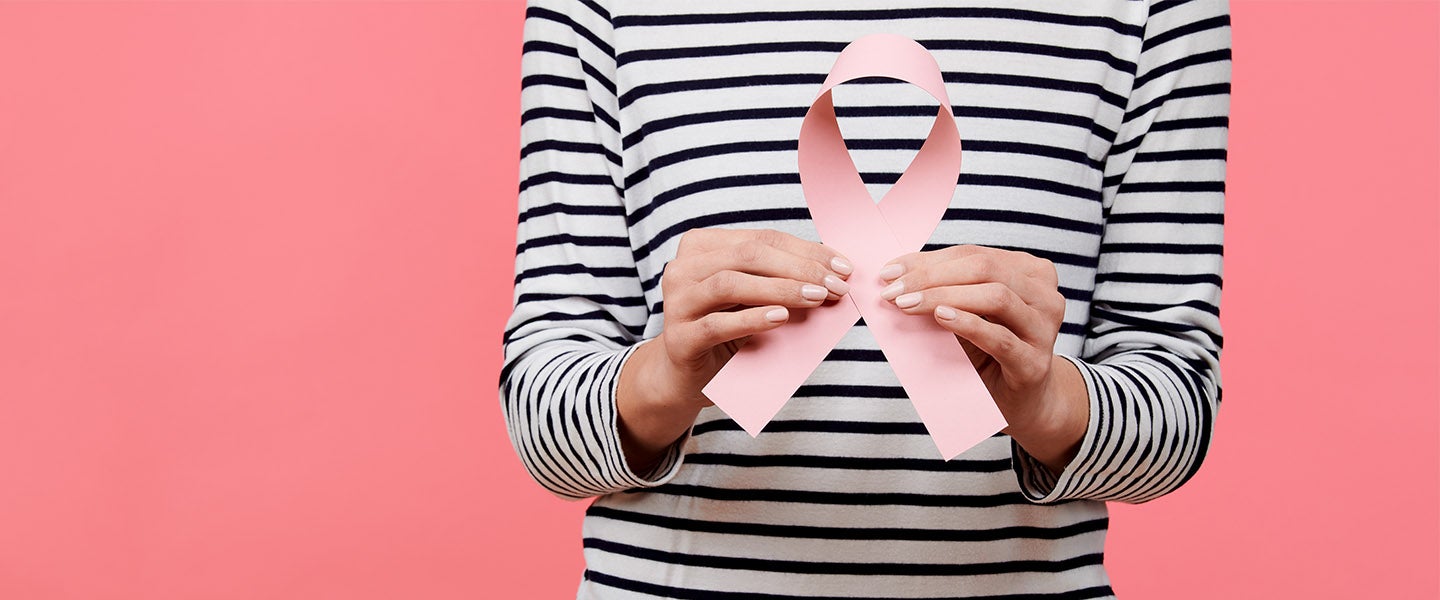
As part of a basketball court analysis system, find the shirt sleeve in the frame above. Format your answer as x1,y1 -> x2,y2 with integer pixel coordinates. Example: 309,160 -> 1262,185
500,0 -> 692,501
1012,0 -> 1232,504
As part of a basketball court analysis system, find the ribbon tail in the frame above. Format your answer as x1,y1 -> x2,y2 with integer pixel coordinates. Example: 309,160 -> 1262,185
703,300 -> 861,436
857,291 -> 1009,460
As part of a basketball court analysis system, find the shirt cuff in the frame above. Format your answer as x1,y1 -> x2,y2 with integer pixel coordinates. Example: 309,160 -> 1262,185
603,339 -> 693,489
1011,353 -> 1106,504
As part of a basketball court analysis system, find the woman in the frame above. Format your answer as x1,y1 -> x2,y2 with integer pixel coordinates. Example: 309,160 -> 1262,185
502,0 -> 1230,597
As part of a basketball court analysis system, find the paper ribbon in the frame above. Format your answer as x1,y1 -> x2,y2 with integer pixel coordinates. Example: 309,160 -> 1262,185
701,34 -> 1008,460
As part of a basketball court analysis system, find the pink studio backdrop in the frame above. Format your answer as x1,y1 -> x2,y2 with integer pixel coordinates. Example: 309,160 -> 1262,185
0,2 -> 1434,599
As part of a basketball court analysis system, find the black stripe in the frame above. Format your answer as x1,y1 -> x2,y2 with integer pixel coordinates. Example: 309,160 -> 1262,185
613,8 -> 1143,38
518,171 -> 615,193
585,570 -> 1115,600
515,233 -> 630,255
617,39 -> 1134,72
526,6 -> 614,58
1123,82 -> 1230,124
521,73 -> 586,91
1098,242 -> 1222,255
684,452 -> 1012,473
618,71 -> 1127,111
1094,271 -> 1221,286
522,39 -> 577,59
584,537 -> 1105,576
516,292 -> 647,308
502,310 -> 640,345
517,201 -> 624,223
586,505 -> 1109,542
1106,210 -> 1224,225
690,418 -> 926,437
632,483 -> 1030,507
513,263 -> 640,286
1142,14 -> 1230,52
519,105 -> 592,125
623,104 -> 1118,151
1131,148 -> 1226,164
1105,298 -> 1219,317
1115,180 -> 1224,194
519,139 -> 619,166
1134,48 -> 1232,89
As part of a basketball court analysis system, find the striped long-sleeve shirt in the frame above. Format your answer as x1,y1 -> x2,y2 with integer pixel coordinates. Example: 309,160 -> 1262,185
501,1 -> 1230,597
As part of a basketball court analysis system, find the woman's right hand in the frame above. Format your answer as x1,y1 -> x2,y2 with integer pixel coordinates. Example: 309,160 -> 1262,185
616,228 -> 852,472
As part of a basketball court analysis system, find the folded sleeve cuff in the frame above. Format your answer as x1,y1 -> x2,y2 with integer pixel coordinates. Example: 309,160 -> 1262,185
601,340 -> 693,490
1011,353 -> 1108,504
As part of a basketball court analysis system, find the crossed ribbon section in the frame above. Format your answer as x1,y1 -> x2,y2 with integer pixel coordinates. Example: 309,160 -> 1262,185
701,34 -> 1008,460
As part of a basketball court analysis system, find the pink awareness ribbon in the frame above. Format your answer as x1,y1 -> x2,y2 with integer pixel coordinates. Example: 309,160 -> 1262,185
701,34 -> 1008,460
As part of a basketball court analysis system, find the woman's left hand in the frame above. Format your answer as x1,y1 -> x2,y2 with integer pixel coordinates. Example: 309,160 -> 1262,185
879,244 -> 1086,472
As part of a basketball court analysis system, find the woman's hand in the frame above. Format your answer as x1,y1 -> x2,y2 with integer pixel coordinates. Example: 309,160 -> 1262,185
878,244 -> 1087,475
617,228 -> 852,473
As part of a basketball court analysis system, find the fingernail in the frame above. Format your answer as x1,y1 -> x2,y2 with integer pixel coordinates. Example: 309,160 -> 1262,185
935,305 -> 958,320
823,275 -> 850,296
895,292 -> 922,309
880,280 -> 905,301
801,284 -> 828,301
879,263 -> 904,281
765,307 -> 789,323
831,256 -> 854,276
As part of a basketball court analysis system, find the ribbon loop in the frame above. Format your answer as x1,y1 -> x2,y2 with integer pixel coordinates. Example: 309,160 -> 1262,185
702,34 -> 1007,460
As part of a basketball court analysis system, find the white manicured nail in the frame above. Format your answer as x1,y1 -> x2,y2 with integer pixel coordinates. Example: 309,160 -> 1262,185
765,308 -> 789,323
801,284 -> 828,301
823,275 -> 850,295
895,292 -> 922,309
935,305 -> 958,320
878,263 -> 904,281
831,256 -> 854,276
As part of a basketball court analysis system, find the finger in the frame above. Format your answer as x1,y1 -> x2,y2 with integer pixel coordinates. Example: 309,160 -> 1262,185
933,305 -> 1048,389
891,282 -> 1052,345
880,244 -> 1047,283
881,253 -> 1049,309
677,305 -> 790,352
687,242 -> 851,298
679,228 -> 853,278
671,270 -> 832,318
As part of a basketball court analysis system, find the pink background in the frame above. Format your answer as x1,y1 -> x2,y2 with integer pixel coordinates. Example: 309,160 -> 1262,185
0,1 -> 1435,598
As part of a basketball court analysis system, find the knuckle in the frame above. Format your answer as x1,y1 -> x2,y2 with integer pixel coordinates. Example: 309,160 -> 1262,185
661,256 -> 687,279
992,334 -> 1017,356
707,271 -> 739,297
678,228 -> 705,253
1050,290 -> 1068,314
693,318 -> 720,344
967,254 -> 995,280
735,240 -> 766,263
755,228 -> 784,246
985,283 -> 1013,309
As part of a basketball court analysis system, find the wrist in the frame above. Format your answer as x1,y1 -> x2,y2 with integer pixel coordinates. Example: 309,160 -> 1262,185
625,335 -> 709,413
1008,354 -> 1087,475
616,338 -> 704,473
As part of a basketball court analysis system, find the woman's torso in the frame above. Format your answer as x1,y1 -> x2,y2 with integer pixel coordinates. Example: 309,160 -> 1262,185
582,2 -> 1146,597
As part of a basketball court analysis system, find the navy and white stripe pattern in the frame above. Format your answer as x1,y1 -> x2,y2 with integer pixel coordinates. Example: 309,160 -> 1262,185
502,0 -> 1229,597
